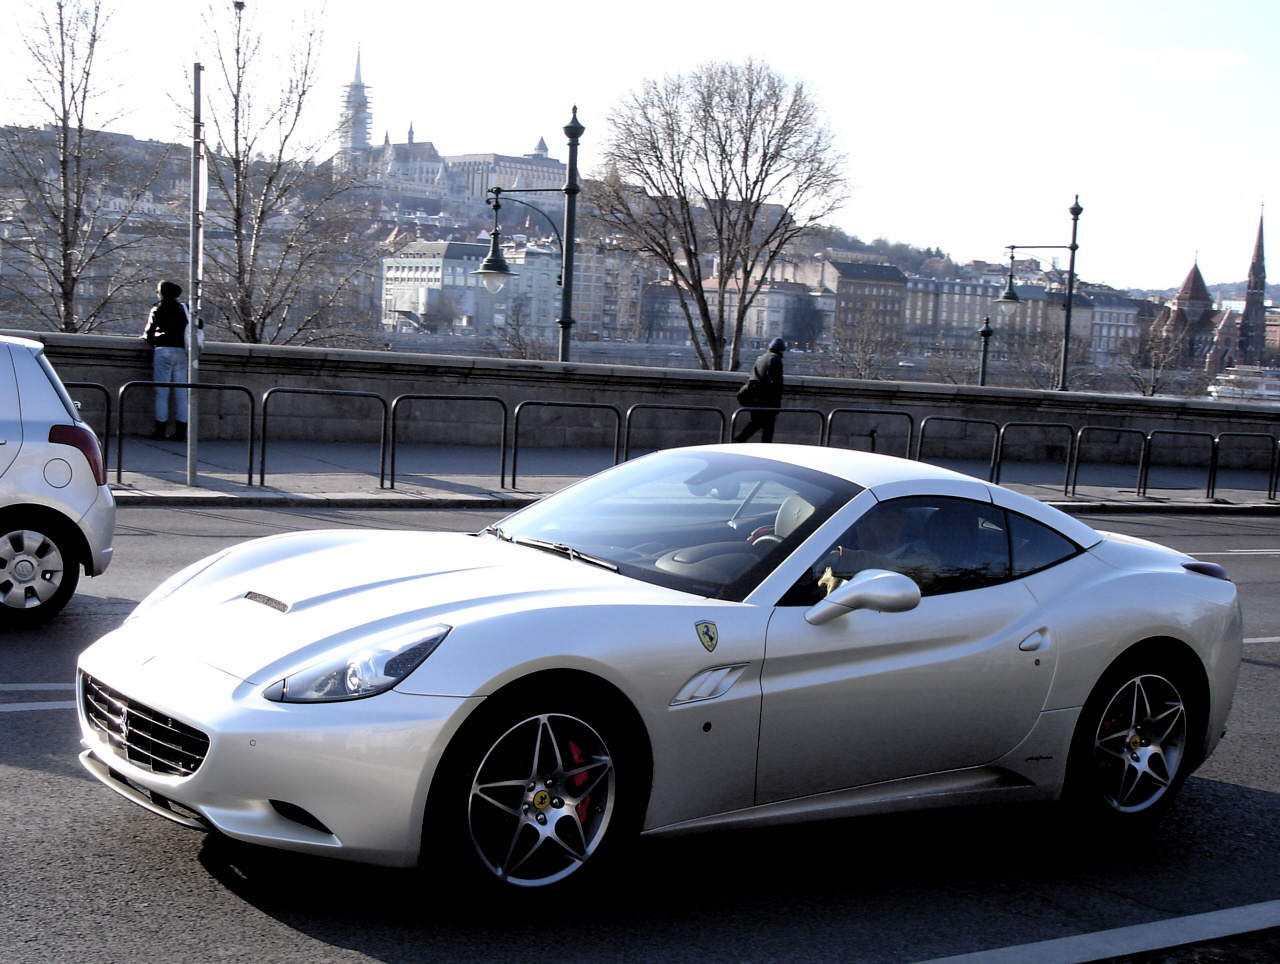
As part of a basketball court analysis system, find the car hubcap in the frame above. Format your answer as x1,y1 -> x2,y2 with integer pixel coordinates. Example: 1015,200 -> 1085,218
1092,673 -> 1186,813
467,712 -> 615,887
0,530 -> 65,609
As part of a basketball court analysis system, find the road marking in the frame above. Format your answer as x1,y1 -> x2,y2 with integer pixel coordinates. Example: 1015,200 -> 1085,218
1196,549 -> 1280,555
917,898 -> 1280,964
0,683 -> 77,712
0,701 -> 76,712
1246,637 -> 1280,645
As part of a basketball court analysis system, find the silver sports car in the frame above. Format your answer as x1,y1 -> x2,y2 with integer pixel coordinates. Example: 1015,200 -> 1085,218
77,444 -> 1242,888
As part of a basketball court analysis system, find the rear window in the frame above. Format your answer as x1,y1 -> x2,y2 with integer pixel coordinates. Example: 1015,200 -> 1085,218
34,351 -> 82,423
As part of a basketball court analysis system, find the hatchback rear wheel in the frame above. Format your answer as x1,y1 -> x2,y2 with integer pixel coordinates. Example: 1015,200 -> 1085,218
0,522 -> 80,627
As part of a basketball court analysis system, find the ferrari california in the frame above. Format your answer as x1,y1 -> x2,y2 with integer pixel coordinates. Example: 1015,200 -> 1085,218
76,444 -> 1242,888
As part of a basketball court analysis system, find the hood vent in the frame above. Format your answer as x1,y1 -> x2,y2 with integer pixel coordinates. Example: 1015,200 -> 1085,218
244,591 -> 289,613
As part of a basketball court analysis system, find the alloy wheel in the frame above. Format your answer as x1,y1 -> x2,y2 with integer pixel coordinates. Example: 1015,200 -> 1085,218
1091,673 -> 1187,813
467,712 -> 616,887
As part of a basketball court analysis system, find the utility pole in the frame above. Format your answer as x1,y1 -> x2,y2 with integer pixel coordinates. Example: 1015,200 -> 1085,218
186,63 -> 205,485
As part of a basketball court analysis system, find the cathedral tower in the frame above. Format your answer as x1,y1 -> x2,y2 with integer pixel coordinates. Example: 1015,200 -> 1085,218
338,50 -> 373,162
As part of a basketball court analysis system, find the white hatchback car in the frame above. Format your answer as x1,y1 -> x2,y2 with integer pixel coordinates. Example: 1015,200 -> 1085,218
1,335 -> 115,626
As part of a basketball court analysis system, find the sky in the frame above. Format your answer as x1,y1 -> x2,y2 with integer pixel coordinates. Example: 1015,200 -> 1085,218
2,0 -> 1277,292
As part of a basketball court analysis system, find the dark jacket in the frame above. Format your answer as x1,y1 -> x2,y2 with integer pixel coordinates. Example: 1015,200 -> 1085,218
144,298 -> 188,348
751,349 -> 785,407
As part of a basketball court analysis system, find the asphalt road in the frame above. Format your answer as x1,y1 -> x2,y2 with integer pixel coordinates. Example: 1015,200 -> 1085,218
2,507 -> 1278,964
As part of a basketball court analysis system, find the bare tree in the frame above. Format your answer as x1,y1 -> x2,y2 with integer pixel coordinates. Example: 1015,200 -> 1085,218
0,0 -> 174,333
819,302 -> 909,379
199,2 -> 373,346
1118,317 -> 1197,397
590,60 -> 847,371
485,295 -> 552,360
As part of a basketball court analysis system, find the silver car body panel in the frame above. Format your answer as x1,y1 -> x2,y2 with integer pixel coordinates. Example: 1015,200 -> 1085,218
0,336 -> 115,576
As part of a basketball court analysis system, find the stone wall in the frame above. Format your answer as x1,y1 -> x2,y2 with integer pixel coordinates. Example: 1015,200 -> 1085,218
11,330 -> 1280,468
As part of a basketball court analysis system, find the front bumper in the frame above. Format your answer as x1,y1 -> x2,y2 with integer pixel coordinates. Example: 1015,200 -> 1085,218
76,655 -> 477,867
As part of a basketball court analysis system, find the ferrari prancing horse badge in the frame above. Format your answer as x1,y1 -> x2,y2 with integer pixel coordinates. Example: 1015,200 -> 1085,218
695,621 -> 718,653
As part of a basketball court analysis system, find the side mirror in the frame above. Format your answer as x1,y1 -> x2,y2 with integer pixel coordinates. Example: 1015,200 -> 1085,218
804,568 -> 921,626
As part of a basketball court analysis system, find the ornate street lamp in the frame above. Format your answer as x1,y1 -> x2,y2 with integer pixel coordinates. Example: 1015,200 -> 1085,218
998,196 -> 1083,391
978,316 -> 993,386
471,189 -> 518,294
469,108 -> 584,362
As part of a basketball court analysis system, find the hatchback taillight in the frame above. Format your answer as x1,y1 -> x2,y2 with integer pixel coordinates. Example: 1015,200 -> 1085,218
48,424 -> 107,486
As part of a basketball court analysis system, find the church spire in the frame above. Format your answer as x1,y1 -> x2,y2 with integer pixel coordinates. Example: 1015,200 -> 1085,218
339,47 -> 372,158
1240,210 -> 1267,364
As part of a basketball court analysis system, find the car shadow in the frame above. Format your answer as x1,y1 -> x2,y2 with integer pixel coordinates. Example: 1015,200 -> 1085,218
193,779 -> 1280,964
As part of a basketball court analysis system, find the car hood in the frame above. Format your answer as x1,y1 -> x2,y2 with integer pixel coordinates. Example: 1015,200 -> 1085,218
110,530 -> 679,683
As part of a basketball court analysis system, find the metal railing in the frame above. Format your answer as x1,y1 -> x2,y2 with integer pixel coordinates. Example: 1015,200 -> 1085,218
116,381 -> 255,485
917,416 -> 1000,477
388,394 -> 509,489
1069,427 -> 1149,498
63,381 -> 111,452
260,388 -> 388,488
1211,433 -> 1280,501
730,406 -> 827,445
994,422 -> 1076,495
1139,430 -> 1217,499
90,378 -> 1280,503
511,401 -> 622,488
622,403 -> 727,461
825,408 -> 915,458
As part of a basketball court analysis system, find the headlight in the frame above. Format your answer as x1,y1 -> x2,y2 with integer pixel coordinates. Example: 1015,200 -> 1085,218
263,624 -> 451,703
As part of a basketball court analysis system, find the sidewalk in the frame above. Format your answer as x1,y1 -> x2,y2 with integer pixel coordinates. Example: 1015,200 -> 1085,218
104,437 -> 1280,513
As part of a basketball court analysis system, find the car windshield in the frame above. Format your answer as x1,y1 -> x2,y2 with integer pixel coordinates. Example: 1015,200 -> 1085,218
489,450 -> 861,601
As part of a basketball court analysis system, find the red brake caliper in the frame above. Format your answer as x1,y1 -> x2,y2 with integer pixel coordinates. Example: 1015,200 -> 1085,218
567,739 -> 592,823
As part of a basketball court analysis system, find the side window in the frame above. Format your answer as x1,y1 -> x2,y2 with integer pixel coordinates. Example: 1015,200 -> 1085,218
781,496 -> 1013,604
1008,512 -> 1081,576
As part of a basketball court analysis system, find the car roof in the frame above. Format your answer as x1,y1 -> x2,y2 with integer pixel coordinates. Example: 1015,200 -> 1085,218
678,443 -> 1103,548
0,335 -> 45,354
687,442 -> 986,489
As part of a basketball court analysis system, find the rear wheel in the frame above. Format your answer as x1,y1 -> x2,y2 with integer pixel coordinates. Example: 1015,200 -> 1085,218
1065,657 -> 1198,826
0,522 -> 80,627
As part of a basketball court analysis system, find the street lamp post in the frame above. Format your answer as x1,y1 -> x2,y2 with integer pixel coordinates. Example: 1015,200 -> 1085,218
995,196 -> 1083,391
470,108 -> 583,362
978,315 -> 993,386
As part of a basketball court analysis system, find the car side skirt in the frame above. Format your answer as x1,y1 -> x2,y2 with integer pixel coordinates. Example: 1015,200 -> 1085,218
644,707 -> 1079,837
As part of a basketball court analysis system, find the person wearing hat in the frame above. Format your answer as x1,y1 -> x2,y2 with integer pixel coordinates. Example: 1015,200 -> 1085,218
141,280 -> 191,441
733,337 -> 787,443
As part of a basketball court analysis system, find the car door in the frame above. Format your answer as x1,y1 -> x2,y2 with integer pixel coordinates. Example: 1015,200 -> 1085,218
0,344 -> 21,478
754,495 -> 1057,804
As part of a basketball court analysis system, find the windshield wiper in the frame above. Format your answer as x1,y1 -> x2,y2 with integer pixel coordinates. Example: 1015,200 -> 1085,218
511,536 -> 619,572
481,524 -> 512,541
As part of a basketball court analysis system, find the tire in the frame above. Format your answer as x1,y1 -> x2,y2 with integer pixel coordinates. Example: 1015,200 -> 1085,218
430,697 -> 636,889
1064,655 -> 1199,827
0,521 -> 81,628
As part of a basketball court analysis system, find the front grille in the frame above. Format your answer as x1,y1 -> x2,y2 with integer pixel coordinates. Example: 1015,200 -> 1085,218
81,673 -> 210,776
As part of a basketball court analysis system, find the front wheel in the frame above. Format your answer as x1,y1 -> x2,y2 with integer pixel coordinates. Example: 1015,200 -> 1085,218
1065,659 -> 1198,826
432,702 -> 635,889
0,523 -> 81,628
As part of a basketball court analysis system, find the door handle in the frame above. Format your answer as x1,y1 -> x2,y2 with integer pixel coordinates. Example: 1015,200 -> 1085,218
1018,630 -> 1048,652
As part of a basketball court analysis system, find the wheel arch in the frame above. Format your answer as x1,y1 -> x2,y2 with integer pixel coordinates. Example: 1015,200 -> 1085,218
481,668 -> 654,786
0,503 -> 91,575
1097,635 -> 1213,767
